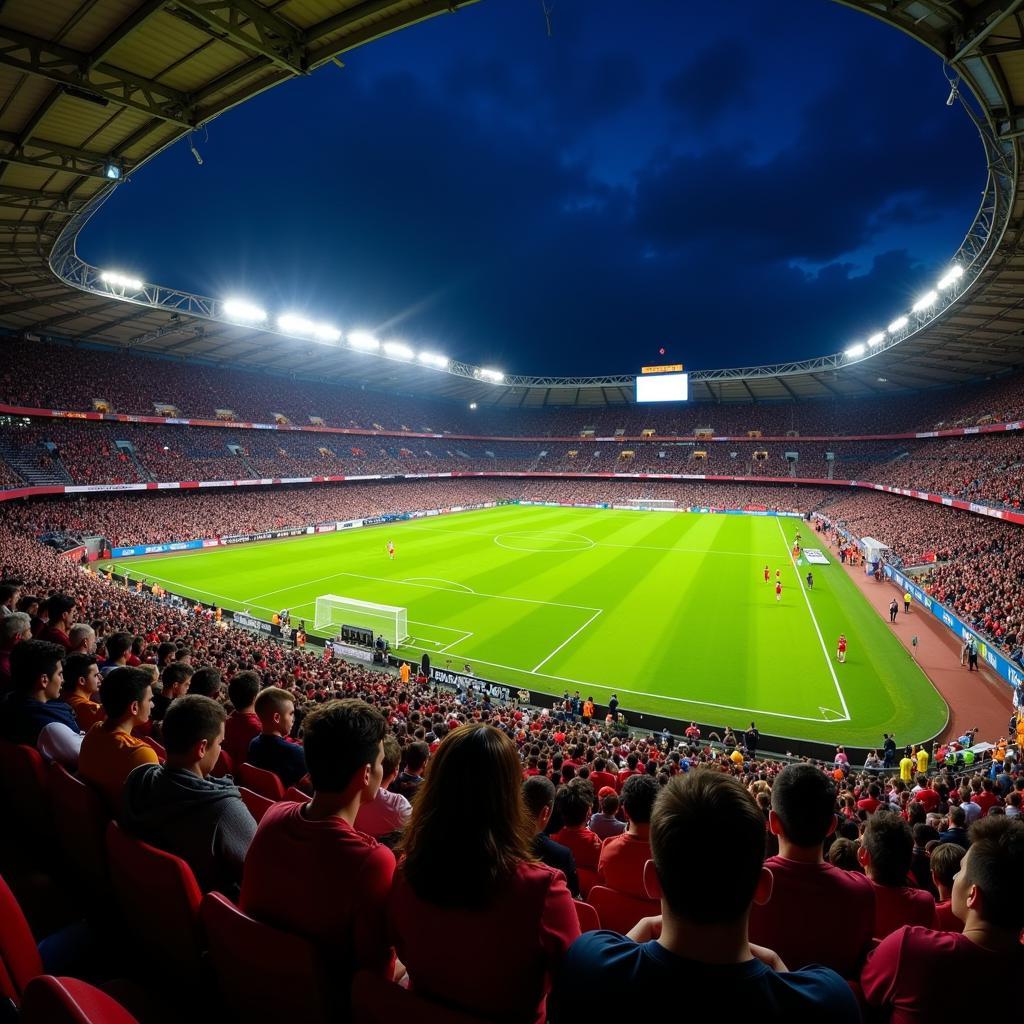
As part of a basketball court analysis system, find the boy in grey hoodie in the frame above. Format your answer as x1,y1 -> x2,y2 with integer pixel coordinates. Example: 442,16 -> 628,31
122,694 -> 256,898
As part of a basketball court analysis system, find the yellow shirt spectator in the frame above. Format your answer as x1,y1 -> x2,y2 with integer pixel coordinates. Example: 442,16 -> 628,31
729,748 -> 744,766
899,755 -> 914,783
915,747 -> 929,774
399,662 -> 410,685
67,692 -> 105,732
78,722 -> 159,812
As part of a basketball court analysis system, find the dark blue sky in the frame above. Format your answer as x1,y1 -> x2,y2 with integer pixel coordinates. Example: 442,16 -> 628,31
79,0 -> 984,376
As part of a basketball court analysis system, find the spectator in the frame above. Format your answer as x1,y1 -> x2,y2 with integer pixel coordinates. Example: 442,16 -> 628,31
99,631 -> 133,676
827,837 -> 861,872
0,639 -> 81,768
61,652 -> 104,731
552,772 -> 860,1023
597,774 -> 659,898
121,694 -> 255,896
354,734 -> 411,839
247,685 -> 306,788
151,661 -> 193,722
938,804 -> 970,847
390,723 -> 579,1023
0,610 -> 31,692
930,842 -> 966,932
66,622 -> 96,656
552,778 -> 602,878
858,810 -> 938,938
389,740 -> 428,801
589,789 -> 627,840
222,670 -> 262,766
241,699 -> 395,996
0,579 -> 21,617
523,775 -> 579,898
78,667 -> 158,812
861,817 -> 1024,1022
749,763 -> 874,977
188,665 -> 223,700
38,594 -> 76,649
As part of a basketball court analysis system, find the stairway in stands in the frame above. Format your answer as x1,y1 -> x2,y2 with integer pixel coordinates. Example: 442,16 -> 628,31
0,436 -> 73,485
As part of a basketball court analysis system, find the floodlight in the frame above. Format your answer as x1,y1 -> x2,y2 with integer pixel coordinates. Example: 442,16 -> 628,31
313,324 -> 341,343
348,331 -> 380,351
104,162 -> 122,180
383,341 -> 415,360
937,265 -> 963,289
946,80 -> 959,107
222,298 -> 267,322
418,351 -> 450,369
278,313 -> 315,335
867,332 -> 886,347
469,402 -> 478,410
844,343 -> 866,359
100,270 -> 143,291
477,367 -> 505,382
911,290 -> 938,313
887,315 -> 908,332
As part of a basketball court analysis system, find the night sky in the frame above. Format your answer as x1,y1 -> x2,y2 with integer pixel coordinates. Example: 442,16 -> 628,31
78,0 -> 984,377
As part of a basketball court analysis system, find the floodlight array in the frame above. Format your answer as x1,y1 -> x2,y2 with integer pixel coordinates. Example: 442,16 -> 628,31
843,264 -> 964,363
100,269 -> 143,291
222,298 -> 267,322
475,367 -> 505,383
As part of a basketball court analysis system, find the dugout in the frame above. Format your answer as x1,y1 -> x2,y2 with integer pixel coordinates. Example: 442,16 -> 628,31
860,537 -> 890,575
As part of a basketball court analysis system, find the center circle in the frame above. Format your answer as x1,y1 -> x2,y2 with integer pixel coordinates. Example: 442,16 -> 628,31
494,531 -> 595,553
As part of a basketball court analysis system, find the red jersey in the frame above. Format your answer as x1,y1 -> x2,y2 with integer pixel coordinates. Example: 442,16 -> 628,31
869,881 -> 938,939
597,832 -> 653,899
775,582 -> 782,595
764,568 -> 770,581
838,637 -> 848,652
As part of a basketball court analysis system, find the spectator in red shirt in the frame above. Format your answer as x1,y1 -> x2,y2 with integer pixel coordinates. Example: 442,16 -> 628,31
551,778 -> 602,889
389,723 -> 579,1024
913,775 -> 940,813
222,670 -> 262,767
616,752 -> 640,790
972,778 -> 1001,817
598,774 -> 658,898
861,816 -> 1024,1023
38,594 -> 75,649
0,611 -> 31,693
749,762 -> 874,977
857,809 -> 938,938
930,842 -> 966,932
856,782 -> 882,815
241,699 -> 395,1006
588,756 -> 617,793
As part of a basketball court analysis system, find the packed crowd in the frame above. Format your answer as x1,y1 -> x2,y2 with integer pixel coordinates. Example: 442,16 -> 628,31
0,517 -> 1021,1022
5,336 -> 1024,437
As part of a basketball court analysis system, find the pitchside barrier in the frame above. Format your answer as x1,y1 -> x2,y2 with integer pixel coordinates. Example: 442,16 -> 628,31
883,564 -> 1023,699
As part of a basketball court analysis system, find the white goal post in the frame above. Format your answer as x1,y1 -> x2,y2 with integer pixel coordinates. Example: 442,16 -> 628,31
314,594 -> 409,647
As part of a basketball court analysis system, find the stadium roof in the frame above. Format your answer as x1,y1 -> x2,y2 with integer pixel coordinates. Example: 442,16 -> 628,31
2,0 -> 1024,407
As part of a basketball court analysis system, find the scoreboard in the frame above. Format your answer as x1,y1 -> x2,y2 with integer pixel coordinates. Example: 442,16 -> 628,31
635,363 -> 688,403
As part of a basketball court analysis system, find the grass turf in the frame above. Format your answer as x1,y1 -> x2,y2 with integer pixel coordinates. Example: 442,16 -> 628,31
102,505 -> 947,747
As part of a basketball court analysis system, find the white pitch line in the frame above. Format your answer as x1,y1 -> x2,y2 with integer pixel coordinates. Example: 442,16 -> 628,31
775,518 -> 851,721
437,630 -> 474,654
531,609 -> 603,673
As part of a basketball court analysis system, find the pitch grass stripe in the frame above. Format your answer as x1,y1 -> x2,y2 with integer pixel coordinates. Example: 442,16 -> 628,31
775,517 -> 850,721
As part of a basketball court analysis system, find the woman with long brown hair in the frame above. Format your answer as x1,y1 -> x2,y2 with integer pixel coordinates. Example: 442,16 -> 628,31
389,722 -> 580,1023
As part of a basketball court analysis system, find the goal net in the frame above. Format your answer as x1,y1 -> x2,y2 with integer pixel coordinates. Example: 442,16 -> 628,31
314,594 -> 409,647
626,498 -> 676,510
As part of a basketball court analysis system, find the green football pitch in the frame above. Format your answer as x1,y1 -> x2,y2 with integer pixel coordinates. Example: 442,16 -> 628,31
102,505 -> 948,747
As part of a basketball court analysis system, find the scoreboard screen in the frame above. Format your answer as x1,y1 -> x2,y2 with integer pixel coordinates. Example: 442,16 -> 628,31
635,371 -> 688,403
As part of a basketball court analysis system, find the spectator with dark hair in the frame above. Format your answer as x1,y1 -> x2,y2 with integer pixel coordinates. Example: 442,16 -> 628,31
122,694 -> 255,896
749,763 -> 874,977
389,740 -> 428,801
0,610 -> 31,692
151,661 -> 193,722
589,789 -> 627,841
62,652 -> 104,731
354,734 -> 411,839
222,670 -> 262,766
391,723 -> 579,1023
552,778 -> 602,882
524,774 -> 579,897
99,631 -> 133,676
858,810 -> 938,938
827,837 -> 861,872
938,804 -> 969,847
930,842 -> 966,932
861,817 -> 1024,1022
0,579 -> 21,617
78,667 -> 158,812
247,685 -> 306,788
552,772 -> 860,1023
242,699 -> 394,996
39,594 -> 76,649
597,773 -> 659,898
188,665 -> 223,700
156,642 -> 176,670
0,639 -> 81,767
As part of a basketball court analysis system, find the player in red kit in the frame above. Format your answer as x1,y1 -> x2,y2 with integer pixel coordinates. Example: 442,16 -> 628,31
386,540 -> 395,560
775,581 -> 782,602
837,634 -> 847,663
764,565 -> 770,583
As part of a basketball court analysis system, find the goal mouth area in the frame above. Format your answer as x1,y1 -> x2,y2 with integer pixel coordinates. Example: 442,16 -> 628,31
314,594 -> 409,646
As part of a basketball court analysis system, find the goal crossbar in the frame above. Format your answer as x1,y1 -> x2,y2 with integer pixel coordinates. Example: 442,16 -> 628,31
314,594 -> 409,646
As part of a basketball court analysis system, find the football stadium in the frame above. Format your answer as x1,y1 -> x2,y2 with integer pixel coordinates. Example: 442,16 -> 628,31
2,1 -> 1024,1021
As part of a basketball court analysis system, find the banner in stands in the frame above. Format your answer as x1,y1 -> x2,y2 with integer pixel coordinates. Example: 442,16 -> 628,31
331,642 -> 374,663
883,564 -> 1022,693
431,666 -> 513,704
221,526 -> 309,545
230,611 -> 282,638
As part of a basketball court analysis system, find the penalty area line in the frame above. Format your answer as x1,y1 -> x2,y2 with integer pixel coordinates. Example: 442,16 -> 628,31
531,609 -> 603,674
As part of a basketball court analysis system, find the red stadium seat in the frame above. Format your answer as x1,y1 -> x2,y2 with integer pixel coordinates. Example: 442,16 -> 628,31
0,872 -> 44,1005
283,785 -> 309,803
238,786 -> 274,823
201,891 -> 333,1023
351,969 -> 490,1024
573,899 -> 601,933
48,763 -> 110,895
587,885 -> 659,935
577,866 -> 599,899
210,747 -> 234,778
0,741 -> 50,837
20,976 -> 139,1024
237,762 -> 285,801
105,822 -> 203,974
